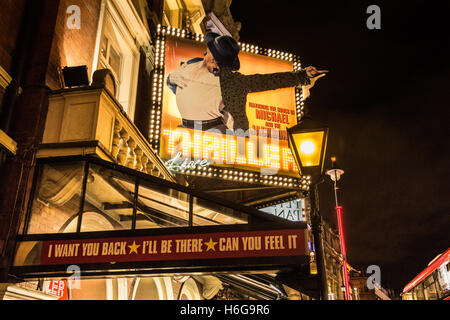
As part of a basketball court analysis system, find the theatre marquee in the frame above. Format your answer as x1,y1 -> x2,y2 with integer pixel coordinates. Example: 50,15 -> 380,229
147,25 -> 311,191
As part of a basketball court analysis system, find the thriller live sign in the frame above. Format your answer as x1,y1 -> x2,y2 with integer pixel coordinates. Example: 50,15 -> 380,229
40,229 -> 305,266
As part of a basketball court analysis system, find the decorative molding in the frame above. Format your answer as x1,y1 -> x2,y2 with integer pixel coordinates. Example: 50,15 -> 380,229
40,87 -> 175,182
107,0 -> 151,47
202,0 -> 241,40
204,12 -> 232,36
0,284 -> 58,300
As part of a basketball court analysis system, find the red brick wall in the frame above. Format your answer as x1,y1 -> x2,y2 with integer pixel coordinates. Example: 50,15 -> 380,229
46,0 -> 102,90
0,0 -> 26,74
0,0 -> 102,91
0,0 -> 26,104
0,1 -> 62,282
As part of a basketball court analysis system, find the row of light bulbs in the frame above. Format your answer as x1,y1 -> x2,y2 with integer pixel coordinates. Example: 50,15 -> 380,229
149,31 -> 167,151
154,38 -> 166,68
255,197 -> 302,209
266,48 -> 295,61
150,66 -> 164,146
149,109 -> 161,141
260,174 -> 310,189
238,42 -> 260,55
293,61 -> 303,71
172,163 -> 310,190
158,24 -> 186,38
296,89 -> 306,121
156,25 -> 301,63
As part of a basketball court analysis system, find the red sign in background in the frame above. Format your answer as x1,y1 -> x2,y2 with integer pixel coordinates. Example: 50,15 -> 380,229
46,280 -> 68,300
40,229 -> 305,265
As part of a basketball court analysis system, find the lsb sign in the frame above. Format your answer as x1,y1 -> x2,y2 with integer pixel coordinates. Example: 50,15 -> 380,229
46,280 -> 68,300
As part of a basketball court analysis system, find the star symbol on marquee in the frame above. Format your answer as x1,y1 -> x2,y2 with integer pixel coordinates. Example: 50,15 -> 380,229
128,241 -> 141,254
204,238 -> 217,251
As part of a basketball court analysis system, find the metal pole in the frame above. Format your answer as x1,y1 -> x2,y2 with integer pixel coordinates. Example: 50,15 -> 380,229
330,168 -> 351,300
309,181 -> 328,300
76,161 -> 90,233
336,205 -> 351,300
333,171 -> 339,207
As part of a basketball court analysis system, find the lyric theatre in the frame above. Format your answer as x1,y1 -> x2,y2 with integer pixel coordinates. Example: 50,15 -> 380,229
0,0 -> 321,300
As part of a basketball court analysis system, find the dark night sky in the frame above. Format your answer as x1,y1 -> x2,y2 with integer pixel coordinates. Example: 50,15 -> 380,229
230,0 -> 450,293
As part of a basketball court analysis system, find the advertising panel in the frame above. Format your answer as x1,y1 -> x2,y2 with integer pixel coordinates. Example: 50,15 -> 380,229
45,280 -> 69,300
149,27 -> 309,189
12,227 -> 307,276
260,199 -> 306,222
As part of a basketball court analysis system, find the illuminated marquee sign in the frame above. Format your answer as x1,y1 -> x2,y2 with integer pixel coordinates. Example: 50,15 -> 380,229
39,229 -> 303,264
12,227 -> 307,276
148,26 -> 311,190
162,129 -> 299,172
260,199 -> 306,222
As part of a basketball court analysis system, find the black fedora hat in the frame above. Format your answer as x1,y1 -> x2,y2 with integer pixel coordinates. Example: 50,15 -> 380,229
206,32 -> 240,71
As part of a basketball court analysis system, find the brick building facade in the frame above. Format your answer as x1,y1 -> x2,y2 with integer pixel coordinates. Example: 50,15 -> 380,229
0,0 -> 298,301
0,0 -> 352,301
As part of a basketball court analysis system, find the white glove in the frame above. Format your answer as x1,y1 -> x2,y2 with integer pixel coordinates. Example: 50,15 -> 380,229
299,73 -> 326,99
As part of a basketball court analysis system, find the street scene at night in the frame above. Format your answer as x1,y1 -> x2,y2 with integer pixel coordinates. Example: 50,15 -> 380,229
0,0 -> 448,311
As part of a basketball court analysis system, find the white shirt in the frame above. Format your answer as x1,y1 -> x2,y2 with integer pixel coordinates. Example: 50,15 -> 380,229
168,60 -> 225,121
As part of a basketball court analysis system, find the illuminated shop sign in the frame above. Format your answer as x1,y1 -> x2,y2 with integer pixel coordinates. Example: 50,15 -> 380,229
162,130 -> 298,172
260,199 -> 306,222
45,280 -> 68,300
148,26 -> 310,189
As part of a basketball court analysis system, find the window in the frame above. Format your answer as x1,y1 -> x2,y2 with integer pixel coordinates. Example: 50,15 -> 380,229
94,0 -> 143,119
24,159 -> 252,235
80,163 -> 135,232
100,36 -> 122,82
413,283 -> 425,300
99,34 -> 122,95
25,161 -> 85,234
423,275 -> 438,300
435,266 -> 449,299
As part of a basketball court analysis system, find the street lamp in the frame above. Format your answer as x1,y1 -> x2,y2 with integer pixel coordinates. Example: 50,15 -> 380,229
287,118 -> 328,177
326,157 -> 351,300
287,117 -> 329,300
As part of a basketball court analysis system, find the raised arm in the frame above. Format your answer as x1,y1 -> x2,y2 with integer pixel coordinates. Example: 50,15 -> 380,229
238,67 -> 328,93
239,69 -> 311,93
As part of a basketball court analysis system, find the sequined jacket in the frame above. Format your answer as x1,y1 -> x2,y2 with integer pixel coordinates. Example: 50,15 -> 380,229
219,68 -> 311,131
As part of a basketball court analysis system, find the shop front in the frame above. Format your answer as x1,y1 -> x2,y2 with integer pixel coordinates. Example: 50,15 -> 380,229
8,156 -> 315,300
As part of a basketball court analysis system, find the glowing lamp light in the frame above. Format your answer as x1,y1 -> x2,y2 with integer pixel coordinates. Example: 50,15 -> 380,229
300,140 -> 315,155
287,118 -> 329,177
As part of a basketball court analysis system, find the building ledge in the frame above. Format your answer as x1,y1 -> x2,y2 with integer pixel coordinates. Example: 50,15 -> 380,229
0,284 -> 58,300
39,85 -> 174,182
0,129 -> 17,155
